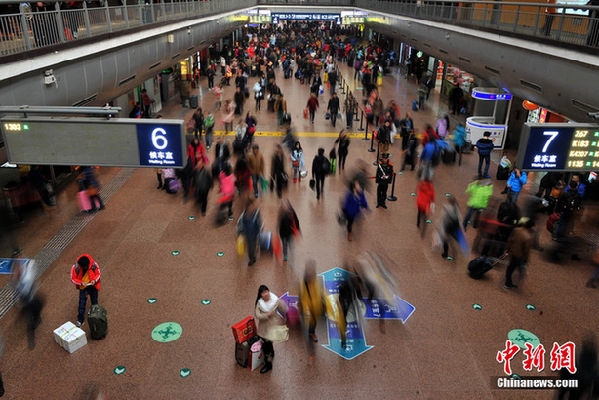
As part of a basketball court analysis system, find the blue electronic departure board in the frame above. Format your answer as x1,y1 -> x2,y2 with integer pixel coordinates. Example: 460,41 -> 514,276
515,123 -> 599,171
136,123 -> 184,167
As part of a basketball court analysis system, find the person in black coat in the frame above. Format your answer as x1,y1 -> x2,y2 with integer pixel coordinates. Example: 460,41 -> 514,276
234,87 -> 245,116
311,148 -> 330,200
327,93 -> 340,128
271,144 -> 287,199
335,130 -> 350,172
278,199 -> 300,263
376,154 -> 394,209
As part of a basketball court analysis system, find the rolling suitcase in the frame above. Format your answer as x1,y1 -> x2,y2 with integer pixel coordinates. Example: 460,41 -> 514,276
412,100 -> 419,111
87,304 -> 108,340
236,340 -> 250,367
468,256 -> 493,279
78,190 -> 93,212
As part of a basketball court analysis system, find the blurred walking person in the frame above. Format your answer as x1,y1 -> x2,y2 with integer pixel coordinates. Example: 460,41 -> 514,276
193,158 -> 213,217
416,178 -> 435,236
278,199 -> 300,264
236,199 -> 263,266
435,197 -> 468,260
341,181 -> 369,241
504,219 -> 535,290
335,130 -> 350,172
299,261 -> 325,363
271,144 -> 288,199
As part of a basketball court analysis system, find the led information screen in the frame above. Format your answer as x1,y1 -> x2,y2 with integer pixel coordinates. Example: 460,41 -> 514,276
515,123 -> 599,171
1,117 -> 185,168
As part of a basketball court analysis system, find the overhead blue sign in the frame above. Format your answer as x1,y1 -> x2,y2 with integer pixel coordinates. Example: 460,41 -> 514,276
136,123 -> 184,167
271,13 -> 340,21
471,92 -> 512,101
0,258 -> 30,274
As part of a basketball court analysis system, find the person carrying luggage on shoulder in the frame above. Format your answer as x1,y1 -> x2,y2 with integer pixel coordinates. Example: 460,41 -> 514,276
71,255 -> 101,327
475,131 -> 495,179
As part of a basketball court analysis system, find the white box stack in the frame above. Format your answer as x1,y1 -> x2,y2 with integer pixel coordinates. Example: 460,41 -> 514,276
53,321 -> 87,353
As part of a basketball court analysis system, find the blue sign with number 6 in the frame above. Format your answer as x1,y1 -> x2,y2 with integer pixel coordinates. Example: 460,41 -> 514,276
136,123 -> 184,167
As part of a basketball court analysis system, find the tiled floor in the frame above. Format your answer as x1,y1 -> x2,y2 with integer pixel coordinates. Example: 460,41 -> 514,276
0,59 -> 597,400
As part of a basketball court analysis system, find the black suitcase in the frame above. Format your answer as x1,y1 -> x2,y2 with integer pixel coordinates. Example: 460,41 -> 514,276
441,149 -> 455,165
468,256 -> 493,279
496,165 -> 510,180
236,340 -> 250,367
87,304 -> 108,340
281,113 -> 291,125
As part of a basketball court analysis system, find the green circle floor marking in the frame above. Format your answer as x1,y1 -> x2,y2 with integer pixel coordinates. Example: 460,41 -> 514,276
410,192 -> 416,196
526,304 -> 536,310
508,329 -> 540,349
171,251 -> 180,256
114,366 -> 126,375
446,256 -> 454,261
201,300 -> 211,305
445,193 -> 452,197
147,298 -> 157,304
188,216 -> 195,220
510,373 -> 522,380
180,368 -> 191,378
425,220 -> 432,224
472,304 -> 482,310
152,322 -> 183,343
217,252 -> 224,257
228,217 -> 234,221
398,172 -> 404,175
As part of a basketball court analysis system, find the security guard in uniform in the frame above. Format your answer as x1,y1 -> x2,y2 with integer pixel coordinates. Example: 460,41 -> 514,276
376,153 -> 394,209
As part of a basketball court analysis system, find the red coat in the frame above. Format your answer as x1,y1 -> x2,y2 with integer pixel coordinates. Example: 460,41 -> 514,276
71,254 -> 101,290
417,181 -> 435,214
187,142 -> 206,167
421,128 -> 439,146
307,97 -> 319,112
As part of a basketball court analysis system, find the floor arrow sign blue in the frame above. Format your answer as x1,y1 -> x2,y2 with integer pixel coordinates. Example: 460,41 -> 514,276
362,296 -> 416,323
320,267 -> 373,360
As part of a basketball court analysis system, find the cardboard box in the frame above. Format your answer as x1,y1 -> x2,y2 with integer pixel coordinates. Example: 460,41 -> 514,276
232,316 -> 255,344
248,347 -> 264,371
53,321 -> 87,353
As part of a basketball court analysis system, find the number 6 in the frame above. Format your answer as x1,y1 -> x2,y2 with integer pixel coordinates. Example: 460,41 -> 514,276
151,128 -> 168,150
542,131 -> 558,153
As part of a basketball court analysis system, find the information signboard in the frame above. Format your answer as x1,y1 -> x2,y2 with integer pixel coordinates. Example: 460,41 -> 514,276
1,117 -> 185,168
515,123 -> 599,171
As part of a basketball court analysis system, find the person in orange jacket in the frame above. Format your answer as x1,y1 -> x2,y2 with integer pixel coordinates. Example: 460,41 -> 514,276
70,254 -> 101,327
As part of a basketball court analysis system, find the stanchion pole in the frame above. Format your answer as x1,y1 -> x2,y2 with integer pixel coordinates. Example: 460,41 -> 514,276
358,110 -> 365,131
340,75 -> 346,94
387,172 -> 398,201
354,103 -> 360,121
369,130 -> 377,154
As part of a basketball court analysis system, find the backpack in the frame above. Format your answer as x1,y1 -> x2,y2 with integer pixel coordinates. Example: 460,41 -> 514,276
204,115 -> 214,129
354,60 -> 361,70
322,157 -> 330,174
546,213 -> 560,233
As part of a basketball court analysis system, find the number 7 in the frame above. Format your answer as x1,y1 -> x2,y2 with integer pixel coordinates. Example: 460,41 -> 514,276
542,131 -> 559,153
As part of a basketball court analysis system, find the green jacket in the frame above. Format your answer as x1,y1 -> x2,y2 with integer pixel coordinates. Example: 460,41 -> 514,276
466,181 -> 493,209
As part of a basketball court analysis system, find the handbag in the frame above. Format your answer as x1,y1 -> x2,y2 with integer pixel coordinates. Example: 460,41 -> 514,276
292,160 -> 300,168
309,179 -> 315,190
325,112 -> 330,120
303,108 -> 309,119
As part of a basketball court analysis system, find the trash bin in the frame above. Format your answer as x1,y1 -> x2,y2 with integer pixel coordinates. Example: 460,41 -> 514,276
189,95 -> 199,109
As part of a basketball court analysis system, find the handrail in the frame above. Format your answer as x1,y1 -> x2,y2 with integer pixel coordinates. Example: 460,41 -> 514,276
0,0 -> 257,58
1,0 -> 599,59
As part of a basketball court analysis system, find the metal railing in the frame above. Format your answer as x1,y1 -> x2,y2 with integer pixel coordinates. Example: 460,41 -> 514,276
2,0 -> 599,58
0,0 -> 256,57
355,0 -> 599,48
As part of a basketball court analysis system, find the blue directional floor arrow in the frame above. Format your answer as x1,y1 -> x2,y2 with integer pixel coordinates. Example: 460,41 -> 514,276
320,267 -> 373,360
362,296 -> 416,323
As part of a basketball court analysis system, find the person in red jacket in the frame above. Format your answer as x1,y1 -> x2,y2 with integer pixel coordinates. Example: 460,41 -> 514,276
306,93 -> 319,124
71,254 -> 101,327
416,179 -> 435,236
